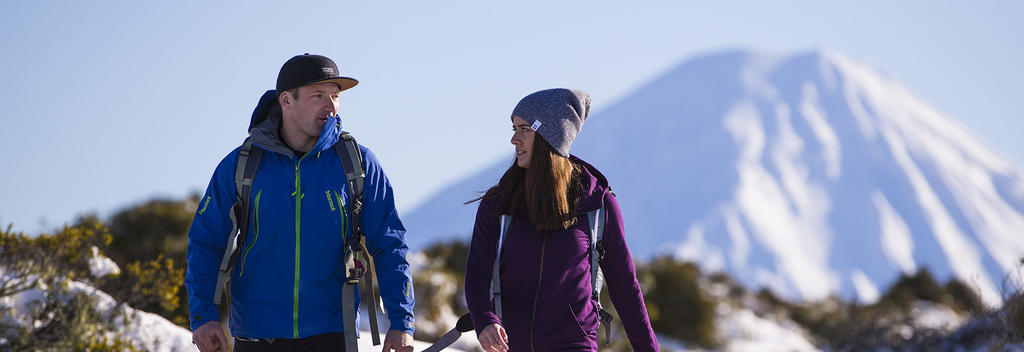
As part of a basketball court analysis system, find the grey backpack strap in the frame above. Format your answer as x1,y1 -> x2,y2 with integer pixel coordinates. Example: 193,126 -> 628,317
587,206 -> 614,346
491,214 -> 512,320
215,137 -> 263,344
335,133 -> 380,350
341,243 -> 361,352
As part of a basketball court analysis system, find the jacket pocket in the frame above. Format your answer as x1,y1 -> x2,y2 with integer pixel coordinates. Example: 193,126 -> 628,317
238,189 -> 262,278
566,303 -> 590,341
534,302 -> 593,348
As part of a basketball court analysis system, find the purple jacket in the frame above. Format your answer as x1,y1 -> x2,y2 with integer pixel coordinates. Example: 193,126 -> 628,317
465,156 -> 659,351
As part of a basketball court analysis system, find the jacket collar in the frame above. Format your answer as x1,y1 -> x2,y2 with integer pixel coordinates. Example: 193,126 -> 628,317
250,108 -> 343,159
571,155 -> 610,213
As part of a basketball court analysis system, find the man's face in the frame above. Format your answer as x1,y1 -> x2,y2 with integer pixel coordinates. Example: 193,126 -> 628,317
283,82 -> 341,140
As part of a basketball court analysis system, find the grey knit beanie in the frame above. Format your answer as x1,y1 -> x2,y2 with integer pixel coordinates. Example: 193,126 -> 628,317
510,88 -> 591,158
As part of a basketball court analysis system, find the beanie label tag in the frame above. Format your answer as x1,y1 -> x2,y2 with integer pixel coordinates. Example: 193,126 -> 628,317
530,120 -> 542,130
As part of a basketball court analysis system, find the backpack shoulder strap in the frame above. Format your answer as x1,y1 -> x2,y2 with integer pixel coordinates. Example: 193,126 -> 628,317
335,133 -> 381,349
335,132 -> 365,202
215,138 -> 263,340
491,214 -> 512,320
587,206 -> 608,290
587,206 -> 614,346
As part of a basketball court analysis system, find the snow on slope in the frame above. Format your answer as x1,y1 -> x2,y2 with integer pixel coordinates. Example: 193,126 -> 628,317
3,256 -> 468,352
1,285 -> 466,352
403,49 -> 1024,306
1,280 -> 195,352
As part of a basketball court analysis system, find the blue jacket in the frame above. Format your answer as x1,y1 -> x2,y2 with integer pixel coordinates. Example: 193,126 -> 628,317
185,111 -> 415,339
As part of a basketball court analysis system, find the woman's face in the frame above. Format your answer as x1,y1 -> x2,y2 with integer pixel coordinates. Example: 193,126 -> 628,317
511,116 -> 536,168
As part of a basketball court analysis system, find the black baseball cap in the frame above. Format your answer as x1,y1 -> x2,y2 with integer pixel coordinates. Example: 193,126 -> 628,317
276,53 -> 358,93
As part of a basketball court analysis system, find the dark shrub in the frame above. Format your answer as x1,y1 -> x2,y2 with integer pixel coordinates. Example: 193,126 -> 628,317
638,255 -> 718,348
98,195 -> 197,327
945,279 -> 985,314
105,195 -> 197,266
879,268 -> 942,309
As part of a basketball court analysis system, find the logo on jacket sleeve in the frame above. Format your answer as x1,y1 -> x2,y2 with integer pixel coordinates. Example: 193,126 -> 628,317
198,195 -> 212,215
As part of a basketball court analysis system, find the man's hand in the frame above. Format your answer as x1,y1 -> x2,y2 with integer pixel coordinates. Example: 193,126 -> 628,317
381,329 -> 414,352
478,323 -> 508,352
192,321 -> 228,352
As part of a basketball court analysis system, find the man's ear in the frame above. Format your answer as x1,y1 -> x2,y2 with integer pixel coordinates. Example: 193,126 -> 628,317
278,91 -> 290,106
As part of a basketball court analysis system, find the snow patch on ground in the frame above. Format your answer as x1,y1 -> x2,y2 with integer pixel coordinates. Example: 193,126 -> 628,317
2,276 -> 467,352
0,279 -> 193,351
88,246 -> 120,278
716,304 -> 819,352
908,301 -> 967,332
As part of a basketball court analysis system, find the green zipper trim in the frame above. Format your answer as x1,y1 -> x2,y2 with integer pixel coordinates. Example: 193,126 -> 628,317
238,189 -> 262,277
529,234 -> 548,352
335,191 -> 347,242
292,154 -> 307,338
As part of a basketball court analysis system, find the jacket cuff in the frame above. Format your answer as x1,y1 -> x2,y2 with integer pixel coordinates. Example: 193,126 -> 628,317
471,311 -> 501,335
390,316 -> 416,335
189,304 -> 221,331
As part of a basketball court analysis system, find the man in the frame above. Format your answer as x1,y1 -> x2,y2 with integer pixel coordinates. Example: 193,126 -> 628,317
186,54 -> 415,352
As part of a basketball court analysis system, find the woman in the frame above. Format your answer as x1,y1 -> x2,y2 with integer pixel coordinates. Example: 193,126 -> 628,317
465,88 -> 659,351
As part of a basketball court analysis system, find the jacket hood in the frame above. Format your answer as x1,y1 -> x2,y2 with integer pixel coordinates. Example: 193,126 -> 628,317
571,155 -> 610,213
249,99 -> 344,158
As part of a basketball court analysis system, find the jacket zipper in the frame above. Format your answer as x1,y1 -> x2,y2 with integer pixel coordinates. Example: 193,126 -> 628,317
292,155 -> 307,338
335,189 -> 354,332
529,233 -> 548,352
239,189 -> 262,277
335,191 -> 347,242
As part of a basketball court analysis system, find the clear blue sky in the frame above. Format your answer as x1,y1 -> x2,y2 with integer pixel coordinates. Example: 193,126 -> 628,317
2,1 -> 1022,234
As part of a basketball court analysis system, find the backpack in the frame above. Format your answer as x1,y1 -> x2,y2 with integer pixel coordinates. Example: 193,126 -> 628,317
211,90 -> 382,351
492,206 -> 616,346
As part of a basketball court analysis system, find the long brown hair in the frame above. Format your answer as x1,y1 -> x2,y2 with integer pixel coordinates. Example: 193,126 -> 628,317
470,137 -> 580,232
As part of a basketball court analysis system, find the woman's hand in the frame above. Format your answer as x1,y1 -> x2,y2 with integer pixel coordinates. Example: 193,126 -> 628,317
479,323 -> 509,352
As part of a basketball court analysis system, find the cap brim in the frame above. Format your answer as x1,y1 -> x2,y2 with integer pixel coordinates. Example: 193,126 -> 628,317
307,77 -> 359,92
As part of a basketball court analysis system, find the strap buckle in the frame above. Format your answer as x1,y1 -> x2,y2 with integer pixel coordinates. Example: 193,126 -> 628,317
351,198 -> 363,214
344,240 -> 366,283
348,259 -> 365,282
599,309 -> 614,346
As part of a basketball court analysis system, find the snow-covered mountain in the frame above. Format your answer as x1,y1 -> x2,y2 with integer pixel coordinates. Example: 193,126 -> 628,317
403,49 -> 1024,306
